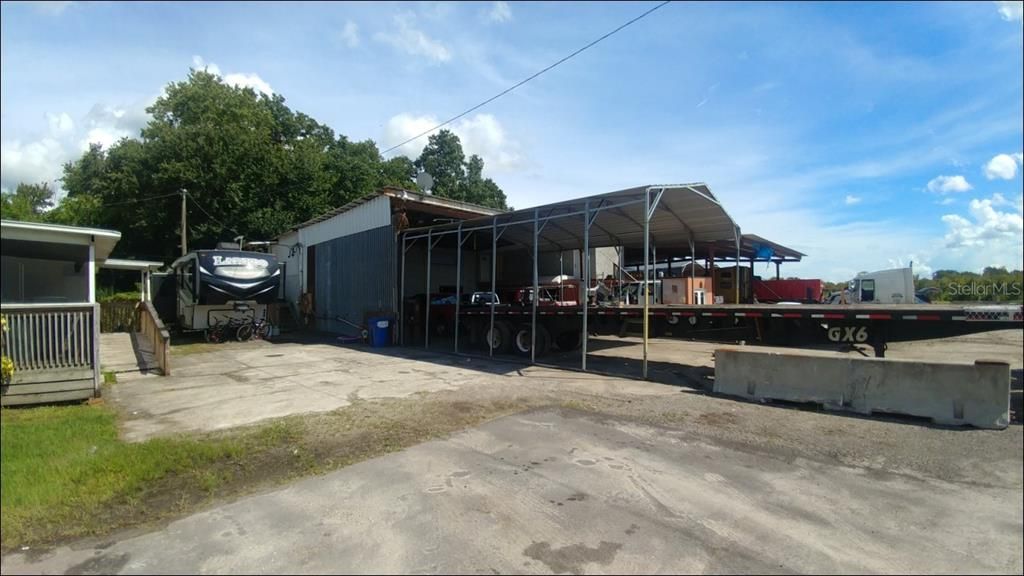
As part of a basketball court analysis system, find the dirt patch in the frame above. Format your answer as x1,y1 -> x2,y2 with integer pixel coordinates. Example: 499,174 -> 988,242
695,411 -> 740,427
523,540 -> 622,575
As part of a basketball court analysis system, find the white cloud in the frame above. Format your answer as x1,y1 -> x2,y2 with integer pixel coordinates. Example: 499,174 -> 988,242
192,55 -> 273,95
844,195 -> 862,205
46,112 -> 74,135
1,100 -> 151,194
1,138 -> 66,193
995,1 -> 1023,22
192,55 -> 221,76
223,73 -> 273,96
486,1 -> 512,23
990,192 -> 1011,206
941,194 -> 1024,272
888,255 -> 933,278
983,153 -> 1020,180
926,174 -> 972,194
374,13 -> 451,64
340,20 -> 360,48
383,113 -> 522,172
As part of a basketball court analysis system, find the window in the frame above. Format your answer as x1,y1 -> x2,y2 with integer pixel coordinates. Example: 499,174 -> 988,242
180,260 -> 197,296
861,279 -> 875,302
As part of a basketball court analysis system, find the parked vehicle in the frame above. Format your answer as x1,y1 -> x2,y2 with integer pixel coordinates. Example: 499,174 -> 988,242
171,250 -> 281,332
451,296 -> 1022,358
837,267 -> 916,305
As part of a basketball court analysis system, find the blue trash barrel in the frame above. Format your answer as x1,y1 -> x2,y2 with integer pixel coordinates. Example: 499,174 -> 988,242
368,317 -> 391,347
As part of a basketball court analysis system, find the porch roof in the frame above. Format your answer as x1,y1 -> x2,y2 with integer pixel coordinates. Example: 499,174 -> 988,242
1,219 -> 121,263
102,258 -> 164,271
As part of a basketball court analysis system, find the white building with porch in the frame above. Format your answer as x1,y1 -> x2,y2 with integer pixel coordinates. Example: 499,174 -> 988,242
1,219 -> 168,405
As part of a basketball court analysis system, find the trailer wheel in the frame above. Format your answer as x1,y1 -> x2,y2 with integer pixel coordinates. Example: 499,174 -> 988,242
554,330 -> 581,351
513,324 -> 551,357
484,321 -> 512,354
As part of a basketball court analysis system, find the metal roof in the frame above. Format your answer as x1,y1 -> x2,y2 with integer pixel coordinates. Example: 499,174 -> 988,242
623,233 -> 805,266
291,187 -> 504,231
402,183 -> 742,253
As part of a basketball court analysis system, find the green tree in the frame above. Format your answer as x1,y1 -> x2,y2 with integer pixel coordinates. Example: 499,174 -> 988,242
0,182 -> 55,222
415,129 -> 465,199
56,70 -> 510,263
414,131 -> 508,210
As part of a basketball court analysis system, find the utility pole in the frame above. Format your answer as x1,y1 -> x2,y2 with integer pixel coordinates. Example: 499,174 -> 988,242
180,189 -> 188,256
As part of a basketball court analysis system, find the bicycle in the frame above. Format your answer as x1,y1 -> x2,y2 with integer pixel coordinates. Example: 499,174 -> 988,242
236,316 -> 273,342
204,317 -> 249,343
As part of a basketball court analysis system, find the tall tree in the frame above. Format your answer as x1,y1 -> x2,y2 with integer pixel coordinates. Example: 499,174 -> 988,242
415,129 -> 465,199
55,70 -> 509,263
414,131 -> 509,210
0,182 -> 55,222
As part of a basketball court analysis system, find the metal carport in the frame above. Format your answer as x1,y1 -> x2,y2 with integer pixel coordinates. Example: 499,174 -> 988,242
399,183 -> 750,378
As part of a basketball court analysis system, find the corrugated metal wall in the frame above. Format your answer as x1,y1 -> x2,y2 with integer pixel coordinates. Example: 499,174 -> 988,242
314,225 -> 395,334
302,195 -> 391,247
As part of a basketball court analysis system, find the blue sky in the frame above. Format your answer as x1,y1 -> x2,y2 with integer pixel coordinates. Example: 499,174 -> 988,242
2,1 -> 1022,280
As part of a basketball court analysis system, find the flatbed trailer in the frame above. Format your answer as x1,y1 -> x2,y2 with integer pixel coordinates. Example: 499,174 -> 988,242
447,302 -> 1023,359
397,184 -> 1023,378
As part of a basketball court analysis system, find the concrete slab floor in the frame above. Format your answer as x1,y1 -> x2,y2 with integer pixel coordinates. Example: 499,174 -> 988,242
3,408 -> 1020,575
110,339 -> 677,442
109,329 -> 1023,442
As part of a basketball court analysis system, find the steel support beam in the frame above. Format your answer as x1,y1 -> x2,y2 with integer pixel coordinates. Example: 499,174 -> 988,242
643,189 -> 651,379
734,227 -> 741,304
489,218 -> 497,357
454,223 -> 462,353
531,209 -> 539,364
582,200 -> 590,371
400,234 -> 407,345
689,234 -> 695,304
425,229 -> 432,349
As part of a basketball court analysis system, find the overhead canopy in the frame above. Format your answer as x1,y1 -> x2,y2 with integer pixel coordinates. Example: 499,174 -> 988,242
402,183 -> 741,253
622,233 -> 805,267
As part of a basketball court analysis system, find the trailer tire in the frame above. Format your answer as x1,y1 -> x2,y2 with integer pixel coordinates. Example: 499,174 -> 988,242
554,330 -> 581,351
513,324 -> 551,357
484,321 -> 513,354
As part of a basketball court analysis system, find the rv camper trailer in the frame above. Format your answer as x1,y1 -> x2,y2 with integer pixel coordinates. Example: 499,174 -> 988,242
171,250 -> 281,330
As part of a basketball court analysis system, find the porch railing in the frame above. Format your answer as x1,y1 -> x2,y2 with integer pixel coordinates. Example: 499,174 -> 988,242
101,300 -> 139,333
1,303 -> 98,372
137,301 -> 171,376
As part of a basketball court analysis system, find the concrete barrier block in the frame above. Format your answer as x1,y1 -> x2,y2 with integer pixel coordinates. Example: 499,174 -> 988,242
714,346 -> 1010,429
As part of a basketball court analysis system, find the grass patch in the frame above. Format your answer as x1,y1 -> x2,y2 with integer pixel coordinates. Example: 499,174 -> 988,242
102,371 -> 117,386
0,394 -> 533,552
0,404 -> 263,550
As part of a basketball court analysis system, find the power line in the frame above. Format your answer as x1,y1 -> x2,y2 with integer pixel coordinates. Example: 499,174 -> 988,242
381,0 -> 672,156
186,191 -> 240,235
100,191 -> 181,207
